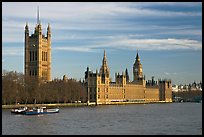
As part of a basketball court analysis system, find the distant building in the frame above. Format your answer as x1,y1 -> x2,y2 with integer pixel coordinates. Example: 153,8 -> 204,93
24,7 -> 51,82
84,50 -> 172,105
176,81 -> 202,92
172,85 -> 179,92
63,75 -> 68,82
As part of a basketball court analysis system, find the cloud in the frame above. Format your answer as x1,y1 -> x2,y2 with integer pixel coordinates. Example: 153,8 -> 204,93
52,38 -> 202,52
2,47 -> 24,56
164,72 -> 170,75
2,2 -> 202,44
3,2 -> 201,21
2,2 -> 202,55
93,38 -> 202,51
53,46 -> 94,52
115,38 -> 202,50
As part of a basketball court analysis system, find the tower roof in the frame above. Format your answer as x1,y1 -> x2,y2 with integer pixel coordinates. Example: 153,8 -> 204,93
136,50 -> 140,61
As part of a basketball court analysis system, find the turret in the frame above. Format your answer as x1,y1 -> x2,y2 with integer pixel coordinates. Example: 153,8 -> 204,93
47,23 -> 51,39
125,68 -> 129,83
25,22 -> 29,46
25,22 -> 29,35
85,66 -> 90,79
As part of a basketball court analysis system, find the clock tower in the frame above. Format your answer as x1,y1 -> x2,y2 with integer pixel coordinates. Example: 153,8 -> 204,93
133,50 -> 143,82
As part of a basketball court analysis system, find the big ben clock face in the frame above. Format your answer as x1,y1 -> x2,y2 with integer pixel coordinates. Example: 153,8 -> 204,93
135,68 -> 138,72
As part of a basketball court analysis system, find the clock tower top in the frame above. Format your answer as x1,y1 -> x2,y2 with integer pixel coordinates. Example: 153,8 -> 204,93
133,50 -> 143,82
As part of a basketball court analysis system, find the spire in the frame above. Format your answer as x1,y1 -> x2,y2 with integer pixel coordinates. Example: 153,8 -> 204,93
102,50 -> 107,66
37,6 -> 40,24
136,50 -> 140,61
100,50 -> 110,76
47,23 -> 51,32
25,22 -> 29,34
25,22 -> 29,30
104,50 -> 106,58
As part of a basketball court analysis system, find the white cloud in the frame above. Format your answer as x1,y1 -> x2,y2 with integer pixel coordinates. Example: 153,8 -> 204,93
2,47 -> 24,56
52,38 -> 202,52
3,2 -> 201,21
164,72 -> 170,75
2,2 -> 202,43
94,38 -> 202,51
53,46 -> 94,52
2,2 -> 202,54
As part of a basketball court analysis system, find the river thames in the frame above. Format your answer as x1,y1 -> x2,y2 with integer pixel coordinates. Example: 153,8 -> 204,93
2,102 -> 202,135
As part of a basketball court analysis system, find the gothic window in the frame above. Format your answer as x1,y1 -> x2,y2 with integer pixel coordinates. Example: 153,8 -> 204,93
43,51 -> 45,61
42,51 -> 44,61
30,51 -> 32,61
44,52 -> 45,61
42,51 -> 43,61
35,51 -> 37,61
45,52 -> 47,61
32,51 -> 34,62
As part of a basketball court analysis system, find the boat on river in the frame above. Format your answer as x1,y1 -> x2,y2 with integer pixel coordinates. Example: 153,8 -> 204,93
22,107 -> 59,115
11,106 -> 59,115
11,106 -> 28,114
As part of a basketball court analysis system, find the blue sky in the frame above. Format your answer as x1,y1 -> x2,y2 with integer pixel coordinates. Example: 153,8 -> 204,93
2,2 -> 202,85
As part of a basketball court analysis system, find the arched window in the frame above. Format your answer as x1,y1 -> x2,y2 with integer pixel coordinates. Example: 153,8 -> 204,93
30,51 -> 32,61
35,51 -> 37,61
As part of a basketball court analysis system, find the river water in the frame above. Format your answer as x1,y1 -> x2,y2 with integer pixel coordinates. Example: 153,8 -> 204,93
2,103 -> 202,135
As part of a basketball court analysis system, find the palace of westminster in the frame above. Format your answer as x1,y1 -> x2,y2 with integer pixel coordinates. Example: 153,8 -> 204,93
24,9 -> 172,105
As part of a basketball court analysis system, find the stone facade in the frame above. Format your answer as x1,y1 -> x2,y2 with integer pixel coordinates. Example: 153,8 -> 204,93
24,8 -> 51,82
84,50 -> 172,105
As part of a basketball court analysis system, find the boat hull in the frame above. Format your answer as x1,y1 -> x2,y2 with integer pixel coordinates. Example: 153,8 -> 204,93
23,108 -> 59,115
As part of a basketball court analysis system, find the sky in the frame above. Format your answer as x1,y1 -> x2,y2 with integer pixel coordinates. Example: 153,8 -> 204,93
2,2 -> 202,85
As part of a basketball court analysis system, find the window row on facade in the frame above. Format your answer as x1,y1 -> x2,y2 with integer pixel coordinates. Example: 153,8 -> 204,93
42,51 -> 48,61
29,51 -> 48,62
30,51 -> 37,61
30,70 -> 37,76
